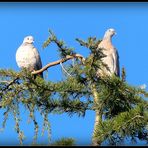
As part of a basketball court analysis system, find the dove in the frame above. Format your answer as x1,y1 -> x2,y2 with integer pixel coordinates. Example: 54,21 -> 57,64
96,28 -> 120,77
16,35 -> 43,78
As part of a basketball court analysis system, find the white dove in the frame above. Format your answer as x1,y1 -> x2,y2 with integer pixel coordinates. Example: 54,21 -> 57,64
96,28 -> 120,77
16,35 -> 43,78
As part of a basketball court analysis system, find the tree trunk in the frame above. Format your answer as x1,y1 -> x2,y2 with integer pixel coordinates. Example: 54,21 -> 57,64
91,84 -> 102,146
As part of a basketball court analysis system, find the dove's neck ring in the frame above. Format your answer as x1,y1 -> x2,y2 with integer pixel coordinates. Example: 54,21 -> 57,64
23,42 -> 33,46
103,35 -> 112,42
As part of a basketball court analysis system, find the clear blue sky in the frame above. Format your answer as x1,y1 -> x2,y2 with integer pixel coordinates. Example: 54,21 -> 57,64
0,2 -> 147,146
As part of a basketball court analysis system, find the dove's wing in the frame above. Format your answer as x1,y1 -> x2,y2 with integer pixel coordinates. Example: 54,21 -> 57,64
31,46 -> 43,78
112,48 -> 120,77
32,47 -> 42,70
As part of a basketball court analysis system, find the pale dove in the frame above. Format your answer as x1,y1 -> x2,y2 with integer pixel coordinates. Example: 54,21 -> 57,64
96,28 -> 120,77
16,35 -> 43,78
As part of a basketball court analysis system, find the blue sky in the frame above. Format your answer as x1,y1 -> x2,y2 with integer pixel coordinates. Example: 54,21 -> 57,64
0,2 -> 148,146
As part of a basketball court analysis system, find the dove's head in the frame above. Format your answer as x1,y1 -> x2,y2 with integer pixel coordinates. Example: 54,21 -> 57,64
23,36 -> 34,44
104,28 -> 116,39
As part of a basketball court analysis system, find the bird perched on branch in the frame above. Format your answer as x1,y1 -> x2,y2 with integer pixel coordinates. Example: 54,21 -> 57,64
16,35 -> 43,78
96,28 -> 120,77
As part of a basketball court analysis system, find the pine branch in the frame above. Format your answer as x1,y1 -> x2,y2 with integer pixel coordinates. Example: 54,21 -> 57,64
0,76 -> 19,92
94,103 -> 148,145
121,67 -> 126,82
43,29 -> 76,58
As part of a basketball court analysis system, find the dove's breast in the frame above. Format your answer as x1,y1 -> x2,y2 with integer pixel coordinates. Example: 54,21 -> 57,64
16,44 -> 38,71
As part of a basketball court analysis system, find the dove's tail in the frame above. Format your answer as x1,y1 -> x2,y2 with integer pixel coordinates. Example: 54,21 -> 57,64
40,72 -> 43,79
34,72 -> 43,79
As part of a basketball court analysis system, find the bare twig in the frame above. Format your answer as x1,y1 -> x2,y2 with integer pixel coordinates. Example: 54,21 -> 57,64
32,54 -> 85,75
60,62 -> 72,77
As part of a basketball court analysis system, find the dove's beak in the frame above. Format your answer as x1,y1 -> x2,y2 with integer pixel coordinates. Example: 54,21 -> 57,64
114,31 -> 117,35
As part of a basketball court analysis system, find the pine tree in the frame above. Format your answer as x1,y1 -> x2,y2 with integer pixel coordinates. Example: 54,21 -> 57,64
0,29 -> 147,146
